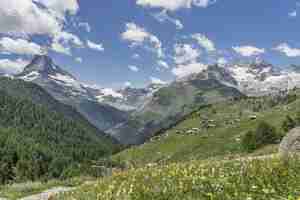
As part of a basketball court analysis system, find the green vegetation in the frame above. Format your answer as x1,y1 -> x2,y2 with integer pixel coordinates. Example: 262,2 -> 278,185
0,90 -> 117,184
153,87 -> 176,106
113,90 -> 300,166
0,77 -> 86,122
56,156 -> 300,200
241,121 -> 278,152
282,115 -> 297,132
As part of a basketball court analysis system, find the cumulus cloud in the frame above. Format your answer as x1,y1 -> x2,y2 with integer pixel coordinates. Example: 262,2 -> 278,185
0,58 -> 29,74
273,43 -> 300,57
136,0 -> 216,11
50,31 -> 83,55
0,0 -> 62,36
34,0 -> 79,19
0,0 -> 88,58
121,23 -> 163,58
232,46 -> 265,57
150,77 -> 167,85
152,10 -> 183,29
87,40 -> 104,51
172,43 -> 207,78
0,37 -> 42,55
128,65 -> 139,72
51,41 -> 71,55
54,31 -> 83,47
191,33 -> 215,52
174,43 -> 201,64
172,62 -> 207,78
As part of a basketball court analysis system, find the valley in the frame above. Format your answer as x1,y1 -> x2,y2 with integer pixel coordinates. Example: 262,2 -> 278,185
1,56 -> 300,199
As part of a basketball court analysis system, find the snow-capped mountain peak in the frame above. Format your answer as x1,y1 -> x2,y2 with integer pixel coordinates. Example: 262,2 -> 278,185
17,55 -> 89,99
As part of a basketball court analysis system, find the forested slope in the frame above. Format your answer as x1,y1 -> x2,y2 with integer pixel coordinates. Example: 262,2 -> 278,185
0,88 -> 117,184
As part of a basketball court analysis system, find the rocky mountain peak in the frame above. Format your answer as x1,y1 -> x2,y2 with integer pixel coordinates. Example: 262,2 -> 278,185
21,55 -> 73,78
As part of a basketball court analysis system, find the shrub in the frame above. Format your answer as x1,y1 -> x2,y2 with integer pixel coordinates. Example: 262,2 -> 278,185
281,115 -> 296,132
241,131 -> 257,152
242,121 -> 278,152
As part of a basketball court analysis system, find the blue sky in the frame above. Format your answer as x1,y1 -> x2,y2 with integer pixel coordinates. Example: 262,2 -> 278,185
0,0 -> 300,88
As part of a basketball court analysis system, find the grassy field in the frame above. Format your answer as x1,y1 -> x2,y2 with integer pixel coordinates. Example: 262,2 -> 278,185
113,96 -> 300,166
55,156 -> 300,200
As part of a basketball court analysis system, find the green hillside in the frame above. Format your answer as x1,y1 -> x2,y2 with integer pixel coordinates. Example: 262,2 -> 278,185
0,87 -> 117,184
113,90 -> 299,166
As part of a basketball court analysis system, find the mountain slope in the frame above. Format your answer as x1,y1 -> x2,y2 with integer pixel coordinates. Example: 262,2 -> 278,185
113,89 -> 300,166
16,55 -> 129,131
0,88 -> 118,184
0,76 -> 89,123
109,73 -> 243,145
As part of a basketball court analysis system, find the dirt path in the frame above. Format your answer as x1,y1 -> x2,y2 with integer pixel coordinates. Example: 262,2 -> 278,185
18,187 -> 74,200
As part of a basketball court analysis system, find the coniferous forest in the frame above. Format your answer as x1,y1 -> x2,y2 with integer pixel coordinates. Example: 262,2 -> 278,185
0,82 -> 117,184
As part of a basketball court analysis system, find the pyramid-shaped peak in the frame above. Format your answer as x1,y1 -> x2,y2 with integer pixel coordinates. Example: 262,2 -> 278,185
23,55 -> 56,73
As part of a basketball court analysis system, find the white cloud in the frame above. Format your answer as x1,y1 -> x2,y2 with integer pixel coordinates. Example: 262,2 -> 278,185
0,58 -> 29,74
49,31 -> 83,56
54,31 -> 83,47
136,0 -> 216,11
121,23 -> 163,58
0,0 -> 85,57
51,40 -> 71,55
0,0 -> 85,58
172,62 -> 207,78
273,43 -> 300,57
78,22 -> 91,32
174,44 -> 201,64
157,60 -> 170,69
150,77 -> 167,85
0,37 -> 42,55
87,40 -> 104,51
288,10 -> 297,17
0,0 -> 62,36
152,10 -> 183,29
128,65 -> 139,72
75,57 -> 82,63
232,46 -> 265,57
34,0 -> 79,19
191,33 -> 215,52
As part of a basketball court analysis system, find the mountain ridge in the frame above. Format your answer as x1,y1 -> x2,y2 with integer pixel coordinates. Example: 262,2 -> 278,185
10,55 -> 300,145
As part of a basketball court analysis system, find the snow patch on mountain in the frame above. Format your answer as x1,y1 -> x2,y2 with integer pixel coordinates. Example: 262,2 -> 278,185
48,73 -> 85,93
21,71 -> 40,82
225,63 -> 300,96
96,88 -> 124,101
